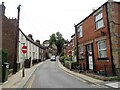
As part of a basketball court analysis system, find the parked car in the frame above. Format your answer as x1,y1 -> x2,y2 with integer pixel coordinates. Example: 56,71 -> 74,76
50,55 -> 56,61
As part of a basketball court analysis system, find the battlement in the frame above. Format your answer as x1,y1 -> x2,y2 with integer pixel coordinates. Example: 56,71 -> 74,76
8,17 -> 17,20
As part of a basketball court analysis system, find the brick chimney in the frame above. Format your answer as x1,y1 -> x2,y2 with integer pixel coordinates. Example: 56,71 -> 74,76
36,40 -> 40,45
28,34 -> 34,41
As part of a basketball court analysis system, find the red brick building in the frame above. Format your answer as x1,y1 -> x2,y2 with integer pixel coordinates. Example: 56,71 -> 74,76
74,1 -> 120,76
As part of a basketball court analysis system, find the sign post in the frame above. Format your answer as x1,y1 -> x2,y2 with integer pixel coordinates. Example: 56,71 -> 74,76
22,45 -> 27,77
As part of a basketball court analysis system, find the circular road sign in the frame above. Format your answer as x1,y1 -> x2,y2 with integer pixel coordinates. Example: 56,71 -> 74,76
22,46 -> 27,54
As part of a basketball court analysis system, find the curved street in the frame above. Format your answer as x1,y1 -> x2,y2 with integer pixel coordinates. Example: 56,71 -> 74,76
24,59 -> 105,88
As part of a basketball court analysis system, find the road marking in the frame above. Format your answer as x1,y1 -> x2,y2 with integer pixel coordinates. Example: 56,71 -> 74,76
106,82 -> 120,88
27,74 -> 35,88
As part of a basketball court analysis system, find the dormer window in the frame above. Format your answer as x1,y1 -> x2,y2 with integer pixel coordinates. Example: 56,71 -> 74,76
95,11 -> 104,29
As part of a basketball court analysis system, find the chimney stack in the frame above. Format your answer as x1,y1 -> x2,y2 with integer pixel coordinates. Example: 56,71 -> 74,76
2,2 -> 5,15
0,2 -> 6,15
28,34 -> 34,41
28,34 -> 33,38
36,40 -> 40,45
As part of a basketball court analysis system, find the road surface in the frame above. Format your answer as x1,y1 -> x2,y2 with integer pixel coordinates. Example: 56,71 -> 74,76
24,60 -> 107,88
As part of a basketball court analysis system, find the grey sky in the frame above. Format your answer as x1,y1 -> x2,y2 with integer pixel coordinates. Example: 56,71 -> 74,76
1,0 -> 120,43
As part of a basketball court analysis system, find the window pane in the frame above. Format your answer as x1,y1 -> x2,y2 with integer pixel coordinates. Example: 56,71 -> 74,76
95,11 -> 104,30
79,29 -> 83,37
95,12 -> 103,22
79,46 -> 84,59
97,19 -> 104,29
99,50 -> 107,58
98,41 -> 106,50
78,26 -> 83,38
80,46 -> 83,53
98,40 -> 107,58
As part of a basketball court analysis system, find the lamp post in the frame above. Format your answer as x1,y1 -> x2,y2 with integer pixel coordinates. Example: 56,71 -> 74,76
74,24 -> 79,64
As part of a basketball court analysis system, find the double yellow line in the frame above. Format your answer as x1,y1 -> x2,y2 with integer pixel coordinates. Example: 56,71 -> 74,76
27,74 -> 35,88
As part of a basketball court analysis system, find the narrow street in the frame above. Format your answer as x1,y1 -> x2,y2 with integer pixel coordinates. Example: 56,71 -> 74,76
24,60 -> 106,88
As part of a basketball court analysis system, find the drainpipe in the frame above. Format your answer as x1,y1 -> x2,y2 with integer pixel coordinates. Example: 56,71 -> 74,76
13,5 -> 21,74
105,2 -> 116,76
74,24 -> 79,64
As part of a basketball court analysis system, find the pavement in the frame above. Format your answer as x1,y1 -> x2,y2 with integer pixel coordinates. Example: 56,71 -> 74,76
57,58 -> 120,89
0,59 -> 119,89
0,61 -> 43,89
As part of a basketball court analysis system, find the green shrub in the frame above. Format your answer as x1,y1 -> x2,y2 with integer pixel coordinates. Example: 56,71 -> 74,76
0,49 -> 8,64
64,61 -> 71,69
71,61 -> 78,69
59,55 -> 66,63
59,51 -> 64,57
64,56 -> 69,61
60,55 -> 72,66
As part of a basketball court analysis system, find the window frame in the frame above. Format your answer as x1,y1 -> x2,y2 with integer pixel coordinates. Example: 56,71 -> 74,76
97,40 -> 107,58
79,45 -> 84,59
78,26 -> 83,38
95,11 -> 104,30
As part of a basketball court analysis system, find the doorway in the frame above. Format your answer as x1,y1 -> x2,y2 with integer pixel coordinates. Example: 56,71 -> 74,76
86,43 -> 94,70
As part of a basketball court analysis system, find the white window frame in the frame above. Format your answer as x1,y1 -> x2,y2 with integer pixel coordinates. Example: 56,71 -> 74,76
95,11 -> 104,30
97,40 -> 107,58
78,26 -> 83,38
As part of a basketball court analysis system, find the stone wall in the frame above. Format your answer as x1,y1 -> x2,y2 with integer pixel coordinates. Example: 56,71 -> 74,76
107,2 -> 120,78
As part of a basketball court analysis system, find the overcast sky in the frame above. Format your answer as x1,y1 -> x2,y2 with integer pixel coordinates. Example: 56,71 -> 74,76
1,0 -> 120,43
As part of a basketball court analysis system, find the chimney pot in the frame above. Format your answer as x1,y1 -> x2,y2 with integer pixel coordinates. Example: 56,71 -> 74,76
2,2 -> 4,5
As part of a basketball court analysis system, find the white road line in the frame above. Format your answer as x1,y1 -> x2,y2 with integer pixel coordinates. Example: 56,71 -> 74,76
106,82 -> 120,88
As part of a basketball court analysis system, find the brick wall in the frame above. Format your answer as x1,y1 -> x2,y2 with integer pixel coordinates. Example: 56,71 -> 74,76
75,3 -> 113,73
2,16 -> 18,69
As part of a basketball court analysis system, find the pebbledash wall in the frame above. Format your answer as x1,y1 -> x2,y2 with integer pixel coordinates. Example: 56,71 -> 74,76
62,1 -> 120,76
74,1 -> 120,76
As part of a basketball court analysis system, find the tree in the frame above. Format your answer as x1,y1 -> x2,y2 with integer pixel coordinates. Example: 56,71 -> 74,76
0,49 -> 8,65
49,32 -> 65,55
49,33 -> 56,45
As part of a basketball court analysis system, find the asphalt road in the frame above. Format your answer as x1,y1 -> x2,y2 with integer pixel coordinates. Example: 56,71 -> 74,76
24,60 -> 105,88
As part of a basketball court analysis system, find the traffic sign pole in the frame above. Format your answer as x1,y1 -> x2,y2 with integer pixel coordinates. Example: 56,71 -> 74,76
22,45 -> 27,77
22,53 -> 25,77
